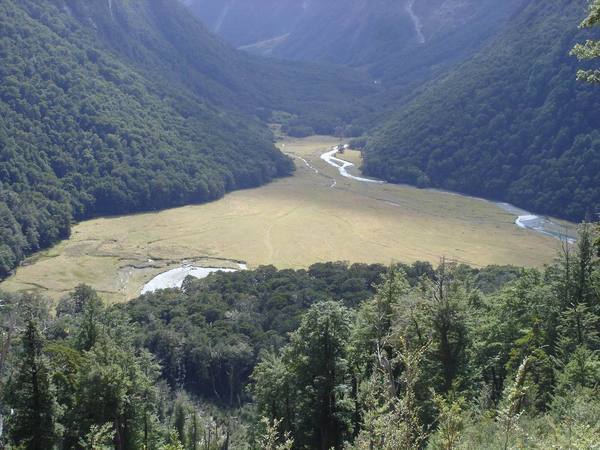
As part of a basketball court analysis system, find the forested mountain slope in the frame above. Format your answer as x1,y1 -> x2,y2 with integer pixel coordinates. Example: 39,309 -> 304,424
0,0 -> 370,279
363,0 -> 600,221
184,0 -> 525,87
68,0 -> 374,126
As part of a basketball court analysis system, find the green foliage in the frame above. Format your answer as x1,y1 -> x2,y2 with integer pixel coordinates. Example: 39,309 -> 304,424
125,262 -> 388,404
1,290 -> 178,449
78,423 -> 114,450
555,345 -> 600,394
496,357 -> 531,450
250,226 -> 600,448
256,417 -> 294,450
125,261 -> 506,409
162,431 -> 185,450
75,339 -> 161,449
453,387 -> 600,449
571,0 -> 600,83
427,394 -> 465,450
5,320 -> 61,450
1,228 -> 598,449
254,301 -> 355,450
350,267 -> 411,377
350,337 -> 429,450
364,0 -> 600,221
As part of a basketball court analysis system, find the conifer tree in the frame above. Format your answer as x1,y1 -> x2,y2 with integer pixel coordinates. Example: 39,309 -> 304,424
5,320 -> 60,450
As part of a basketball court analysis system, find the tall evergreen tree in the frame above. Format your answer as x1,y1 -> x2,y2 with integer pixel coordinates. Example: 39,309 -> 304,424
75,339 -> 160,450
5,320 -> 60,450
253,301 -> 355,450
75,288 -> 104,352
285,301 -> 354,450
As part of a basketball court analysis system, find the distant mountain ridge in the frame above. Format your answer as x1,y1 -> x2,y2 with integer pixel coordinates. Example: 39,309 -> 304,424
183,0 -> 599,222
183,0 -> 526,85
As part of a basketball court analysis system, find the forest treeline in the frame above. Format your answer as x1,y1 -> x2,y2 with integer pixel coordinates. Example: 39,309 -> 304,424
1,226 -> 598,449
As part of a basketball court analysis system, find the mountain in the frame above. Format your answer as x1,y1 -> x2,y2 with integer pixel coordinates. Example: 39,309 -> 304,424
0,0 -> 372,278
362,0 -> 600,221
54,0 -> 375,133
183,0 -> 526,87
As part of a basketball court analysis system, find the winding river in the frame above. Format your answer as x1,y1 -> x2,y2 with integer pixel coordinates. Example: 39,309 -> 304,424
496,203 -> 576,244
321,148 -> 385,184
320,146 -> 575,243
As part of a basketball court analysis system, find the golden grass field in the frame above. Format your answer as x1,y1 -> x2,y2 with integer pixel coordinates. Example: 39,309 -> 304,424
335,149 -> 363,166
1,136 -> 573,303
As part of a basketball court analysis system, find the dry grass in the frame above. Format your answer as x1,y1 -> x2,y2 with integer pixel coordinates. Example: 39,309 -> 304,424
1,136 -> 570,303
336,149 -> 363,166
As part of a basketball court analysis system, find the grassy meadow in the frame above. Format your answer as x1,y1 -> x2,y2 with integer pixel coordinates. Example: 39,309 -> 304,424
1,136 -> 570,303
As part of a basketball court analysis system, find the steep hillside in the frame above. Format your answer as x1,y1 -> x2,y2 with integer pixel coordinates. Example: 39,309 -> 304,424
363,0 -> 600,221
184,0 -> 525,86
0,0 -> 301,278
67,0 -> 374,125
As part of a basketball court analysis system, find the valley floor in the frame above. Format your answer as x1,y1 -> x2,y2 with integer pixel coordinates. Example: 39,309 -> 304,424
1,136 -> 572,303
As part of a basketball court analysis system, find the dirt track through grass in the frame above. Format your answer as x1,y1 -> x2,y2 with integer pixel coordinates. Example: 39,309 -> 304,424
1,136 -> 570,303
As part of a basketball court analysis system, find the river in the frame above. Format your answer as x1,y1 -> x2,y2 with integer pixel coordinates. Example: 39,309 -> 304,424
141,263 -> 247,294
321,147 -> 384,184
320,146 -> 576,243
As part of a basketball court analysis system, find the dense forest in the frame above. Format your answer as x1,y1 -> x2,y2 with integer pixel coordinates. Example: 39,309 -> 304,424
0,227 -> 598,448
0,0 -> 281,278
362,0 -> 600,221
0,0 -> 373,279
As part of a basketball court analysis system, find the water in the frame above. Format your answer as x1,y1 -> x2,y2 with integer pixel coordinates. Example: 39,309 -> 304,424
406,0 -> 425,44
321,147 -> 385,184
321,148 -> 575,243
496,203 -> 576,243
141,263 -> 246,294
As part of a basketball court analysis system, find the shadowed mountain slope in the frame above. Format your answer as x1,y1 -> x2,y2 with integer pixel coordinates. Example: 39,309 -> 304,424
363,0 -> 600,221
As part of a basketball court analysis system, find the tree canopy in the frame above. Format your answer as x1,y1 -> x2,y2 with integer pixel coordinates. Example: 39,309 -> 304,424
571,0 -> 600,83
1,233 -> 599,448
